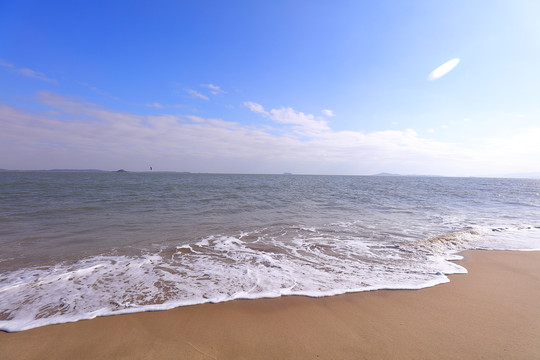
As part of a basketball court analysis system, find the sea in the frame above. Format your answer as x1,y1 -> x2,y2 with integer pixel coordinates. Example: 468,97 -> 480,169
1,172 -> 540,332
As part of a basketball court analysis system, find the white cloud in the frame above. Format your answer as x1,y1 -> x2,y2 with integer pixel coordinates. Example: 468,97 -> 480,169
2,92 -> 540,176
322,109 -> 335,117
268,107 -> 330,135
427,128 -> 435,133
244,102 -> 330,136
428,58 -> 460,81
186,89 -> 209,101
243,101 -> 266,114
0,99 -> 451,173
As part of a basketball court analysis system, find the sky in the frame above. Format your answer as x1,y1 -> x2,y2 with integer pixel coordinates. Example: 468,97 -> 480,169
1,0 -> 540,176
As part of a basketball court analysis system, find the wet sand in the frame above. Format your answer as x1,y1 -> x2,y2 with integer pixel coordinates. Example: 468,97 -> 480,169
1,250 -> 540,359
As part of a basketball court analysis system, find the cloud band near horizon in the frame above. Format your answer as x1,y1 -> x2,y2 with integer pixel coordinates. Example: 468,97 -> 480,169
1,91 -> 538,176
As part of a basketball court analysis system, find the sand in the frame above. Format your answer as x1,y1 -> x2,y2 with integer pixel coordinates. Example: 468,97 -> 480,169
1,250 -> 540,359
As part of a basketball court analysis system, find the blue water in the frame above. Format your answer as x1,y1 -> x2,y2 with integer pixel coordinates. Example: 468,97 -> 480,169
1,172 -> 539,331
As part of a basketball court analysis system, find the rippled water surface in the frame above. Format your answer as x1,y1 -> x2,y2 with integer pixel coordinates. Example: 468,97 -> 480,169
1,172 -> 539,331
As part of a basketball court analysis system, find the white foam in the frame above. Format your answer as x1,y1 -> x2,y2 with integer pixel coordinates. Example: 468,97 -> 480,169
1,225 -> 539,333
476,226 -> 540,251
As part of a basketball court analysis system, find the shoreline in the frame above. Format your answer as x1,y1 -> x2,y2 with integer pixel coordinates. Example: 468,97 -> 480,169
2,250 -> 540,359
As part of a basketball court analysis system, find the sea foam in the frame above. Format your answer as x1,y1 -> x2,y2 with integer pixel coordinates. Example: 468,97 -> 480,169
2,224 -> 539,332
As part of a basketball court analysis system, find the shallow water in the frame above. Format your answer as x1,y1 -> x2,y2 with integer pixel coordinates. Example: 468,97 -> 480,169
1,172 -> 539,331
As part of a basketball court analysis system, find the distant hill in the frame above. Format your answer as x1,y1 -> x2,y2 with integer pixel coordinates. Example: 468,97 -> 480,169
0,169 -> 108,173
44,169 -> 109,173
0,169 -> 195,174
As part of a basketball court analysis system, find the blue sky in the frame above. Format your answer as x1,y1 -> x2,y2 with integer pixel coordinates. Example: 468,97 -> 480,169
1,0 -> 540,175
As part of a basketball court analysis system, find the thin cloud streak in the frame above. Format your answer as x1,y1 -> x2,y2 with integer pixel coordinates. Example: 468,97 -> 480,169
1,60 -> 58,83
186,89 -> 209,101
0,59 -> 14,68
147,102 -> 164,109
202,84 -> 226,95
16,68 -> 58,83
80,82 -> 119,100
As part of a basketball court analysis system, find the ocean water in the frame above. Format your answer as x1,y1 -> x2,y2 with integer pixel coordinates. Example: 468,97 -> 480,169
1,172 -> 539,332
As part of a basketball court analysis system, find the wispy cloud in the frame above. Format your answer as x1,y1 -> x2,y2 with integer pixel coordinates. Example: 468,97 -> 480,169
243,101 -> 266,114
428,58 -> 460,81
146,102 -> 164,109
181,84 -> 225,101
146,102 -> 184,109
268,107 -> 330,135
186,89 -> 209,101
244,101 -> 330,136
322,109 -> 335,117
0,60 -> 58,83
202,84 -> 226,95
0,59 -> 14,68
16,68 -> 58,83
80,82 -> 119,100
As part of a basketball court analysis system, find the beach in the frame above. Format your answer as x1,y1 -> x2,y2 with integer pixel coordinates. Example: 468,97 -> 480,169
1,250 -> 539,359
3,1 -> 540,358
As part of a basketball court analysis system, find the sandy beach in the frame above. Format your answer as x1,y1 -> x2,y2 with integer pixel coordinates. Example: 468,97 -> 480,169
1,250 -> 539,359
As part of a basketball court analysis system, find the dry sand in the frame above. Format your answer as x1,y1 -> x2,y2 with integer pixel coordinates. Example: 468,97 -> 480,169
1,250 -> 540,359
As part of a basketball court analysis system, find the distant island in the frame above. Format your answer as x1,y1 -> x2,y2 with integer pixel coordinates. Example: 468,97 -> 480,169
0,169 -> 194,174
0,169 -> 108,173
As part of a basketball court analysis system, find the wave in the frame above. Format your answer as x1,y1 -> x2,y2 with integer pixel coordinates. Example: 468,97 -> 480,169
1,224 -> 539,332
